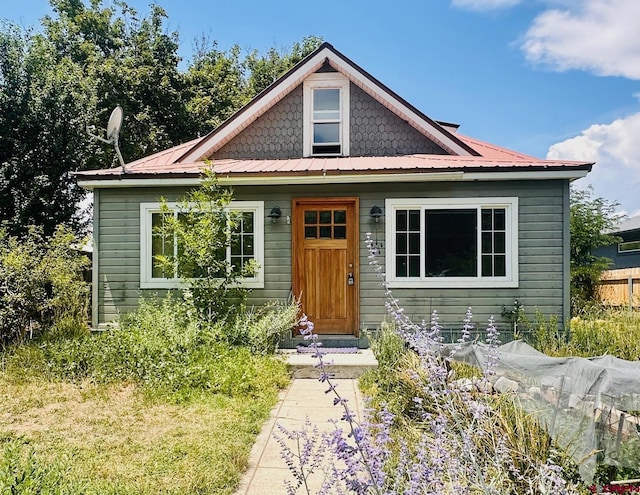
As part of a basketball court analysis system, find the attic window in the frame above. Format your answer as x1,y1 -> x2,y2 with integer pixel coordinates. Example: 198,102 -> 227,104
303,73 -> 350,157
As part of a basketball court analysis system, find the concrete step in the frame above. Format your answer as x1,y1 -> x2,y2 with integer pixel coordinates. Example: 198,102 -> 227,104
280,348 -> 378,379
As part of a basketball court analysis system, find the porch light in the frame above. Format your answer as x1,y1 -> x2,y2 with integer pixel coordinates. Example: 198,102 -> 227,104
268,206 -> 282,223
370,205 -> 382,223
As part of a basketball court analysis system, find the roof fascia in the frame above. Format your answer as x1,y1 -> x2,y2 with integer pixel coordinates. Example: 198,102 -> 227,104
179,43 -> 477,163
77,169 -> 589,189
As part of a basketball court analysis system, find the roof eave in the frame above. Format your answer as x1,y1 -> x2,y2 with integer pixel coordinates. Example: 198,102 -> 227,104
77,166 -> 592,189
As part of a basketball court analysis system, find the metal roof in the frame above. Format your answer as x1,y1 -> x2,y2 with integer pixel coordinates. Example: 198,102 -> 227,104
613,214 -> 640,234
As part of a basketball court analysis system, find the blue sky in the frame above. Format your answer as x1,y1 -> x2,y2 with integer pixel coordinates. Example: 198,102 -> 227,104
4,0 -> 640,216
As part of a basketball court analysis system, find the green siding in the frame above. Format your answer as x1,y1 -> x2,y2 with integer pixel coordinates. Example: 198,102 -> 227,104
95,180 -> 570,334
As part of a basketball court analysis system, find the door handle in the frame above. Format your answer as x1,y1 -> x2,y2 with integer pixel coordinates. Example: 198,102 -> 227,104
347,272 -> 354,285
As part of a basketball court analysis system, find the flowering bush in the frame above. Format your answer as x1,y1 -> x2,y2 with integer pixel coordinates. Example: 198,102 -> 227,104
277,233 -> 584,494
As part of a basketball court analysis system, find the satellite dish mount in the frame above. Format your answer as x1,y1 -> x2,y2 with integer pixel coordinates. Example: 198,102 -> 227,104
87,106 -> 127,173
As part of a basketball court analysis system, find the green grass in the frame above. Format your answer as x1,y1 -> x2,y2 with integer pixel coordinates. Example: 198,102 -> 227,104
0,296 -> 294,494
566,309 -> 640,360
531,307 -> 640,360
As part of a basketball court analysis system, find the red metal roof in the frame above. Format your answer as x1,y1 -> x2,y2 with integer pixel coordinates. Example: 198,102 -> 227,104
75,132 -> 592,182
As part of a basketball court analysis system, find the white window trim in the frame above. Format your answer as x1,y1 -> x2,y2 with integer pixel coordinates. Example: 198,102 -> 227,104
140,201 -> 264,289
618,240 -> 640,253
303,72 -> 350,157
384,197 -> 519,289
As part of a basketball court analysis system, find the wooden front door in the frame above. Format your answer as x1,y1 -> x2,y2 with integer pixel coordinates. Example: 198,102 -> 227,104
293,198 -> 359,335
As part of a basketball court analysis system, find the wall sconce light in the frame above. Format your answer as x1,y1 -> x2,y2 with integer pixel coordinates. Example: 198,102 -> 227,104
370,205 -> 382,223
268,206 -> 282,223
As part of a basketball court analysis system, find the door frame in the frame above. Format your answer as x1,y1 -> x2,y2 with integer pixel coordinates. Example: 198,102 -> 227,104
292,197 -> 360,336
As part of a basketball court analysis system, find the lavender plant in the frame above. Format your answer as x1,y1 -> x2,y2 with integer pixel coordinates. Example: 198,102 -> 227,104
276,233 -> 583,494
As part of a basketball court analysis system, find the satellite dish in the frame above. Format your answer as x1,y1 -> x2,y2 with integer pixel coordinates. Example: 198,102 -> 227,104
106,106 -> 123,141
87,105 -> 127,173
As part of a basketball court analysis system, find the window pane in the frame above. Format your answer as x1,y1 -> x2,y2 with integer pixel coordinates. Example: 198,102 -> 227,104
396,210 -> 407,231
305,211 -> 317,224
481,232 -> 492,254
482,255 -> 492,277
409,233 -> 420,254
319,211 -> 332,224
619,241 -> 640,252
312,144 -> 341,155
495,255 -> 506,276
409,210 -> 420,231
242,212 -> 254,233
396,257 -> 407,277
305,226 -> 317,239
231,237 -> 241,255
334,226 -> 346,239
230,256 -> 241,274
396,233 -> 407,254
319,226 -> 332,238
481,209 -> 492,231
151,213 -> 172,278
425,209 -> 477,277
313,88 -> 339,112
494,209 -> 506,231
334,210 -> 346,223
244,235 -> 254,256
314,123 -> 339,144
495,232 -> 506,254
409,256 -> 420,277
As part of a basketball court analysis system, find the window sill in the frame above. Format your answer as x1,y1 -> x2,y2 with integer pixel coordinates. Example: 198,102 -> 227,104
386,278 -> 519,289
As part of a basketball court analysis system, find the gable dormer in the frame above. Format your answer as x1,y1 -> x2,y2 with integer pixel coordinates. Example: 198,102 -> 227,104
186,43 -> 476,163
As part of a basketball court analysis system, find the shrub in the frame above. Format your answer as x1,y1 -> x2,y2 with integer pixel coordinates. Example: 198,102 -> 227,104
29,296 -> 290,401
227,300 -> 299,354
0,226 -> 89,346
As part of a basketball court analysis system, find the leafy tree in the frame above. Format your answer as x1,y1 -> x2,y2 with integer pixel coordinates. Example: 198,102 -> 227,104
155,169 -> 256,324
0,21 -> 98,237
570,186 -> 621,314
245,35 -> 323,96
183,40 -> 248,137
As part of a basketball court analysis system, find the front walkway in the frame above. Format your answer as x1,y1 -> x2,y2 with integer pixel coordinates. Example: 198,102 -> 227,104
235,351 -> 376,494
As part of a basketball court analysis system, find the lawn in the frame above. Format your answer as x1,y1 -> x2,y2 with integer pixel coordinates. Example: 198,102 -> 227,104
0,379 -> 279,494
0,296 -> 295,494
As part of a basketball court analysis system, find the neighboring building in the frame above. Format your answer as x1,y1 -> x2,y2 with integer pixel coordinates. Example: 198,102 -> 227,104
596,215 -> 640,270
595,215 -> 640,308
76,43 -> 593,345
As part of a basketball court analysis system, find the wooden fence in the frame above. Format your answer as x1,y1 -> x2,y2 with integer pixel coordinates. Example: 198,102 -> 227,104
598,267 -> 640,308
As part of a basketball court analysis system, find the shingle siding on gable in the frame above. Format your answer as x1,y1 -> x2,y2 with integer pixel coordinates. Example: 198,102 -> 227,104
210,82 -> 448,160
349,83 -> 448,156
211,85 -> 304,160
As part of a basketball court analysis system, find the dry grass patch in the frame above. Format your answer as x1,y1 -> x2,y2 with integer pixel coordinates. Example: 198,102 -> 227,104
0,377 -> 278,494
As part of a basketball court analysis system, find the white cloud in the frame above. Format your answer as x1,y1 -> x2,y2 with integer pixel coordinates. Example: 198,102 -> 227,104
547,112 -> 640,215
451,0 -> 522,11
522,0 -> 640,79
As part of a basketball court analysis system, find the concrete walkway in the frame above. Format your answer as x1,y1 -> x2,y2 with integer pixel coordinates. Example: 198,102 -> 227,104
235,350 -> 377,495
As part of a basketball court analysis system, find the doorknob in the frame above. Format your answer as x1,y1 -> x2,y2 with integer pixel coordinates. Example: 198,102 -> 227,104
347,272 -> 354,285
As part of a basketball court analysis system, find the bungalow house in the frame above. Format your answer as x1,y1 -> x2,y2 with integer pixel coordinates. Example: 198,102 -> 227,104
76,43 -> 593,345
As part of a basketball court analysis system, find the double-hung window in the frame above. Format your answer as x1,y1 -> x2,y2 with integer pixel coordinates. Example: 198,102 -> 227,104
385,198 -> 518,288
303,73 -> 350,157
140,201 -> 264,289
